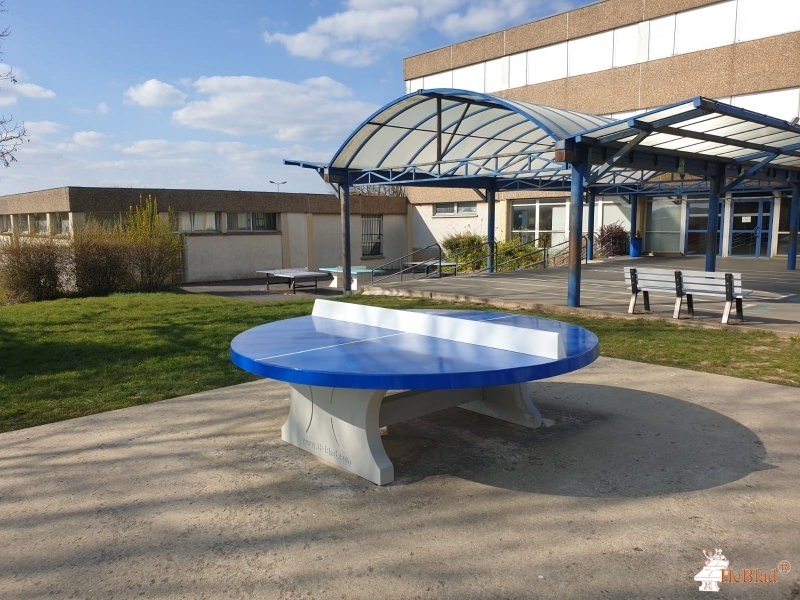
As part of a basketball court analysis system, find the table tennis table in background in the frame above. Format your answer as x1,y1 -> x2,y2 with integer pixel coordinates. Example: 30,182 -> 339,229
256,268 -> 330,294
231,299 -> 599,484
318,266 -> 380,291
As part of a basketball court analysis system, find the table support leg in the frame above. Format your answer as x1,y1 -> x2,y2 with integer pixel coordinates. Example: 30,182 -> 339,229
282,384 -> 393,485
460,383 -> 543,429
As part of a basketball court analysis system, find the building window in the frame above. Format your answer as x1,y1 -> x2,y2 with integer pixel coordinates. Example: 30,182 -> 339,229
52,213 -> 70,235
433,201 -> 478,216
511,200 -> 567,247
16,214 -> 29,234
0,214 -> 11,233
178,212 -> 220,232
192,212 -> 219,232
361,214 -> 383,257
777,196 -> 797,256
32,213 -> 49,234
226,212 -> 279,231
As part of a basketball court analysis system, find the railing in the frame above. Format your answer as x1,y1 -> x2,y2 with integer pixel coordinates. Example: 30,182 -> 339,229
371,236 -> 589,285
463,238 -> 546,274
371,243 -> 448,284
449,235 -> 588,275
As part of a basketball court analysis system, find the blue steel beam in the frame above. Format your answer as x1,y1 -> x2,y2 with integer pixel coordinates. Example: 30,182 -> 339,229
568,157 -> 589,307
789,180 -> 799,271
705,168 -> 724,272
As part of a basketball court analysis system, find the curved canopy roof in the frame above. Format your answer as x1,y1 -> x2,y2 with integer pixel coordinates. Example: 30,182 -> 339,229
328,89 -> 616,188
290,89 -> 800,194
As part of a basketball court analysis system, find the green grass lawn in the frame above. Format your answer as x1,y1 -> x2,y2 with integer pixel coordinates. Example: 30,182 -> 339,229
1,292 -> 798,432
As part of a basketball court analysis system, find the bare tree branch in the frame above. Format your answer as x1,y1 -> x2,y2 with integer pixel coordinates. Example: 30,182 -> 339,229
0,0 -> 26,167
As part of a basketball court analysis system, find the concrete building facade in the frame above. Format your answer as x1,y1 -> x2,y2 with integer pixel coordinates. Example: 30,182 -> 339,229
0,187 -> 408,282
403,0 -> 800,258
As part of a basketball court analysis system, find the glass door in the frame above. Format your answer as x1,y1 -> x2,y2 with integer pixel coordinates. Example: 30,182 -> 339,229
730,199 -> 772,257
685,200 -> 721,255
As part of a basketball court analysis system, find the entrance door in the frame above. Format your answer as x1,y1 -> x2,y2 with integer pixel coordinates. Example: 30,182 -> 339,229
685,200 -> 721,255
730,199 -> 772,257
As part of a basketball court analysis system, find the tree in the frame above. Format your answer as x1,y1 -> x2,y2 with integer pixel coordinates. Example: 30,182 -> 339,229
0,1 -> 26,167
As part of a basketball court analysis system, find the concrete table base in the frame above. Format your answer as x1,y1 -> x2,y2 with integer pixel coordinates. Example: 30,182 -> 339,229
281,382 -> 542,485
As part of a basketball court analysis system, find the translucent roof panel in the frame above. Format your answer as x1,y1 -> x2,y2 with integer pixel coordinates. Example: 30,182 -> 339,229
330,89 -> 612,181
300,92 -> 799,194
574,97 -> 800,173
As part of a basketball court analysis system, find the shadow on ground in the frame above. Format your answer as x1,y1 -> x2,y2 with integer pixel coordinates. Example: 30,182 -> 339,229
384,382 -> 772,496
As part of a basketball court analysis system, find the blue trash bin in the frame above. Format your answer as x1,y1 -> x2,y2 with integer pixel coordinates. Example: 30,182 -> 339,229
630,237 -> 642,257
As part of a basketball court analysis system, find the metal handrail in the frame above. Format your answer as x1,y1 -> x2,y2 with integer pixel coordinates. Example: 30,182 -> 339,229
371,243 -> 446,284
370,236 -> 590,285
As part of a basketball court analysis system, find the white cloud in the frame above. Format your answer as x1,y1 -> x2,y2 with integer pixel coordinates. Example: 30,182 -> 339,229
439,0 -> 530,37
172,75 -> 377,142
72,131 -> 106,147
3,131 -> 332,196
264,0 -> 578,66
124,78 -> 186,107
22,120 -> 63,136
56,130 -> 107,152
97,102 -> 110,115
0,64 -> 56,106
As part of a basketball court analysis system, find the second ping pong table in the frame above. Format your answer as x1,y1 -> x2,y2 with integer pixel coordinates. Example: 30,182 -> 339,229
256,268 -> 330,294
231,299 -> 599,484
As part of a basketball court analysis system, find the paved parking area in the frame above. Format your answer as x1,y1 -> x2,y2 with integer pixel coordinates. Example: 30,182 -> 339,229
364,256 -> 800,336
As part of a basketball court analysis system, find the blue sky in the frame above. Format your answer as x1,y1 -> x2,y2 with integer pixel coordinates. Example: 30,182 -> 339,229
1,0 -> 582,195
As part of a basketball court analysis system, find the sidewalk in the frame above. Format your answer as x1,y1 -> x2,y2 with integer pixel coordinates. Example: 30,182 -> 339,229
1,358 -> 798,598
363,256 -> 800,336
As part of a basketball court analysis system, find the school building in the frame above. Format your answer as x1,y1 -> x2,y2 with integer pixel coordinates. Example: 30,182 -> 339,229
0,187 -> 407,282
402,0 -> 800,259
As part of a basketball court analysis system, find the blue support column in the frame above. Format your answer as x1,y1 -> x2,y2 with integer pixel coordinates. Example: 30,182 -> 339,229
568,162 -> 587,307
705,170 -> 723,272
587,191 -> 596,261
487,187 -> 496,273
340,181 -> 353,293
788,180 -> 799,270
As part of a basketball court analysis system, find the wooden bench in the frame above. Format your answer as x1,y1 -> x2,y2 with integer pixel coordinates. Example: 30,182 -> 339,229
623,266 -> 751,324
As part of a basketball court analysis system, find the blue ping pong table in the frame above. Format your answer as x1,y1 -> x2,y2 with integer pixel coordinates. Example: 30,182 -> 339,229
231,300 -> 599,484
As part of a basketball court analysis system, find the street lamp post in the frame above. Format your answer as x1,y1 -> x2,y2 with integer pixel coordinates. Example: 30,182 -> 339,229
269,180 -> 287,193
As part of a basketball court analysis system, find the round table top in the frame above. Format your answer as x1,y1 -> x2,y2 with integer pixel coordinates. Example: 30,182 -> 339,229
230,309 -> 599,390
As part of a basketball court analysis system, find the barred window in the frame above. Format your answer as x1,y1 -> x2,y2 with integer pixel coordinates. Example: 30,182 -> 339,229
361,214 -> 383,257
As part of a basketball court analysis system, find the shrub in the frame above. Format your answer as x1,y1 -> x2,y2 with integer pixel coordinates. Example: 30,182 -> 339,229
495,239 -> 545,271
72,222 -> 131,296
595,222 -> 630,257
124,195 -> 182,292
0,234 -> 71,303
441,231 -> 487,271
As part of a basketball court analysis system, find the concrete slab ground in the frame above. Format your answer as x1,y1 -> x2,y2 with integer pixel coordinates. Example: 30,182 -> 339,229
363,256 -> 800,337
2,358 -> 798,599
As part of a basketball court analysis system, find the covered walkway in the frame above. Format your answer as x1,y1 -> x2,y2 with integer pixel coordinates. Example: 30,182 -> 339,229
290,90 -> 800,305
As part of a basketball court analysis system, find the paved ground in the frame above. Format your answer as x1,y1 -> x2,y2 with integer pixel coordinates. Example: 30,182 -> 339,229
2,360 -> 798,599
2,256 -> 799,599
363,256 -> 800,337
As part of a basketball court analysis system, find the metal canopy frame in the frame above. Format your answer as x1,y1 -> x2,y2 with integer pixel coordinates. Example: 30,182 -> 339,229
288,90 -> 800,300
